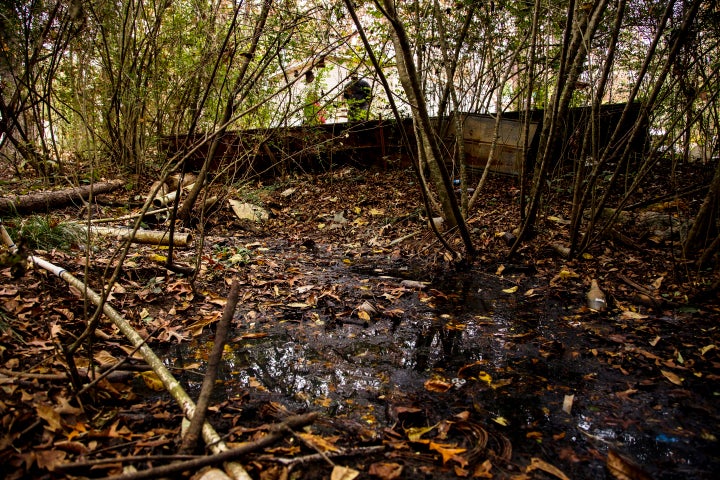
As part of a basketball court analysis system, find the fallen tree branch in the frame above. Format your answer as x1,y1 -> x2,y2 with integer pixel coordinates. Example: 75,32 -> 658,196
180,278 -> 240,453
0,225 -> 252,480
55,454 -> 199,470
265,445 -> 386,467
0,180 -> 124,214
95,413 -> 318,480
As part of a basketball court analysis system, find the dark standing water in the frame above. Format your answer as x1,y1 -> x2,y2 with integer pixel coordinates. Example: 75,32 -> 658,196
168,251 -> 719,479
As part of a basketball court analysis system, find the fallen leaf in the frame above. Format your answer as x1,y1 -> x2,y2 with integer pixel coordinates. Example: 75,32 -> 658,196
56,396 -> 82,415
547,215 -> 570,224
477,371 -> 492,384
492,416 -> 509,426
473,459 -> 493,478
286,302 -> 310,308
36,404 -> 63,431
406,424 -> 437,442
297,432 -> 341,452
606,449 -> 652,480
35,449 -> 67,471
660,369 -> 683,385
236,332 -> 268,339
188,310 -> 222,336
502,285 -> 519,294
139,371 -> 165,391
94,350 -> 118,366
331,466 -> 359,480
424,378 -> 452,393
429,441 -> 467,464
620,311 -> 648,320
368,462 -> 403,479
559,268 -> 578,279
616,388 -> 638,401
700,344 -> 716,356
526,457 -> 570,480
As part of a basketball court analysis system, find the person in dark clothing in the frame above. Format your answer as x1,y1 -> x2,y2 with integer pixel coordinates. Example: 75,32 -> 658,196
343,74 -> 371,121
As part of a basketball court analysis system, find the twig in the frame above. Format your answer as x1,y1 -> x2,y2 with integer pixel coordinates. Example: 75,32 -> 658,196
389,230 -> 420,246
625,183 -> 709,211
56,454 -> 199,470
617,273 -> 656,297
93,412 -> 318,480
266,445 -> 386,467
26,253 -> 252,479
0,368 -> 67,380
179,278 -> 241,453
80,206 -> 172,224
617,273 -> 675,307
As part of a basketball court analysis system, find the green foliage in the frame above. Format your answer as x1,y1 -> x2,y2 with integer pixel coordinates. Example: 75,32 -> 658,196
9,217 -> 84,252
1,0 -> 716,190
212,244 -> 252,266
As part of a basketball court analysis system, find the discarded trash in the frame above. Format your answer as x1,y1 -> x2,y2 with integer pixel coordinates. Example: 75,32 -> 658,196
587,279 -> 607,311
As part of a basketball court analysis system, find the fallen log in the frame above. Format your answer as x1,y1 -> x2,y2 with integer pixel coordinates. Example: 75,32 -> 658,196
82,225 -> 192,247
0,179 -> 124,215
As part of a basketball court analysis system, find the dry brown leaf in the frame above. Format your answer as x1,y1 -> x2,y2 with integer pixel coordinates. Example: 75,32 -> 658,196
473,459 -> 493,478
93,350 -> 118,366
429,441 -> 467,464
424,378 -> 452,393
331,465 -> 359,480
36,404 -> 63,431
368,462 -> 403,480
660,369 -> 683,385
297,432 -> 341,452
606,450 -> 652,480
526,457 -> 570,480
35,449 -> 67,471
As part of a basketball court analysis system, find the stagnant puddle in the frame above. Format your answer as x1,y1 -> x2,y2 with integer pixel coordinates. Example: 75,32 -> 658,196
164,257 -> 718,479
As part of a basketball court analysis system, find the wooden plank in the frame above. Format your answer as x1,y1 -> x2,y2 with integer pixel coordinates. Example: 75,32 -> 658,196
449,114 -> 538,175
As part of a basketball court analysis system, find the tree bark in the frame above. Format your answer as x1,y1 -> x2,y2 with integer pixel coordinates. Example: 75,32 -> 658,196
0,179 -> 124,214
378,0 -> 475,259
685,157 -> 720,255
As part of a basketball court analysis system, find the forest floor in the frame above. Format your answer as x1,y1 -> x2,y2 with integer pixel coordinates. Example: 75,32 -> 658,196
1,158 -> 719,480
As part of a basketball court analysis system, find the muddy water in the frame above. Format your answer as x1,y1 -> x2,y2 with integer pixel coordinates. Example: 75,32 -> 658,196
172,261 -> 718,479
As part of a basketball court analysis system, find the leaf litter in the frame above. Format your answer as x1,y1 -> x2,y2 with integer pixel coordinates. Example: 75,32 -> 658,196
0,163 -> 718,479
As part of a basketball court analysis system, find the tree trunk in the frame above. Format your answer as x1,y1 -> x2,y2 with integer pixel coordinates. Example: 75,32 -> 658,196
685,158 -> 720,255
510,0 -> 610,257
379,0 -> 475,258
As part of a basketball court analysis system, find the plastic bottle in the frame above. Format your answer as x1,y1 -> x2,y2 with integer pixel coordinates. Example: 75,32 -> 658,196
587,279 -> 607,311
